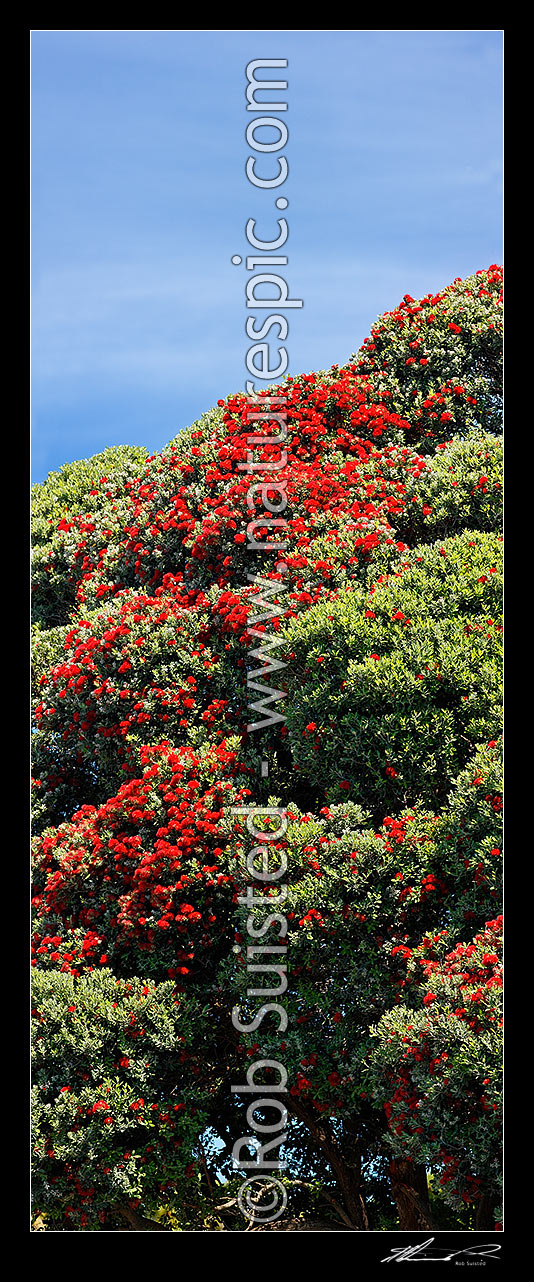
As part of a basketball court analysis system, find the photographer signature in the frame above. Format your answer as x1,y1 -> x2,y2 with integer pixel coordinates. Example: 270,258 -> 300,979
382,1237 -> 501,1263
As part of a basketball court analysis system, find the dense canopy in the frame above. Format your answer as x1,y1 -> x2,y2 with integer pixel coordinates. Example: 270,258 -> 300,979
31,266 -> 503,1232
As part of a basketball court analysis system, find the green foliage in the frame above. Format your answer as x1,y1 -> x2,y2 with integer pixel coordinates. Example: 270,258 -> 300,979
396,431 -> 502,544
367,918 -> 502,1219
31,969 -> 211,1231
284,530 -> 502,812
32,446 -> 148,628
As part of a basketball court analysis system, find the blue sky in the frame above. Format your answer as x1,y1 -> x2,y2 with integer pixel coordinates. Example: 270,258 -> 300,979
31,29 -> 503,483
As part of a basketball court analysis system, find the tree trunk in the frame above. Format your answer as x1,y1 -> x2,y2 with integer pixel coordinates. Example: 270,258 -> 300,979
287,1099 -> 369,1230
475,1189 -> 498,1230
328,1153 -> 369,1231
116,1203 -> 172,1231
389,1158 -> 435,1230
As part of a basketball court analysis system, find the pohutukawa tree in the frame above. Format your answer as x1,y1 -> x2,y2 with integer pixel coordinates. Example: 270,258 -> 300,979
31,266 -> 503,1232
